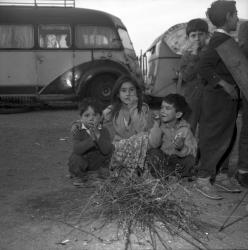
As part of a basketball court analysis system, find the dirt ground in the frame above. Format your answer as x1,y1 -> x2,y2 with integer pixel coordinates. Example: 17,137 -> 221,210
0,109 -> 248,250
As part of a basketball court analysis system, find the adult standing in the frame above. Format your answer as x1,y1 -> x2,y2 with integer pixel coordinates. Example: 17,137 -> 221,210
195,0 -> 241,199
237,21 -> 248,187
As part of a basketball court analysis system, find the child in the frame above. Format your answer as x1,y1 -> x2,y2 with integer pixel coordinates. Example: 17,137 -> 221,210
196,0 -> 241,200
68,98 -> 113,185
179,18 -> 209,134
103,74 -> 153,143
237,21 -> 248,187
147,94 -> 197,179
103,74 -> 154,178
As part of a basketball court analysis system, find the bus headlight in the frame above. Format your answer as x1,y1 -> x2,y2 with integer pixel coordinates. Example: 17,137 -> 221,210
60,70 -> 82,88
61,71 -> 73,88
74,72 -> 80,81
65,78 -> 72,87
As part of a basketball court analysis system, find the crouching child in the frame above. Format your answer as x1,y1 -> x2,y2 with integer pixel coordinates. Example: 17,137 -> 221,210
68,98 -> 113,185
147,94 -> 197,179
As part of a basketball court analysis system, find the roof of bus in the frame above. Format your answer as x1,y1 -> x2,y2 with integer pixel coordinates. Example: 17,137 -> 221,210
0,6 -> 126,29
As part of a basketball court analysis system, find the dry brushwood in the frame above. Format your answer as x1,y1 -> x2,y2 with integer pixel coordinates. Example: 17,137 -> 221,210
85,175 -> 209,250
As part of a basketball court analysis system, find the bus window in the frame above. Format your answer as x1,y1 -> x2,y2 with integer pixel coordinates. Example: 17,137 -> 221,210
75,25 -> 121,49
118,28 -> 133,50
0,25 -> 34,48
38,24 -> 71,48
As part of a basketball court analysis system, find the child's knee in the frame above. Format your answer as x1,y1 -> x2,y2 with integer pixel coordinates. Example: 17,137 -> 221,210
180,155 -> 196,177
68,153 -> 88,177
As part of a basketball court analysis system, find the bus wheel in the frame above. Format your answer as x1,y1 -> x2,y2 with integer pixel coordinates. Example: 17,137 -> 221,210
86,73 -> 117,109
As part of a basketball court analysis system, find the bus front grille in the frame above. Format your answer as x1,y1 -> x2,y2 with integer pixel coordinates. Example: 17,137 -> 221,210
0,96 -> 38,107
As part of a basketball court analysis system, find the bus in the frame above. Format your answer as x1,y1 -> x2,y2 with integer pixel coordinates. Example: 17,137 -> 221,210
142,19 -> 247,101
0,1 -> 142,109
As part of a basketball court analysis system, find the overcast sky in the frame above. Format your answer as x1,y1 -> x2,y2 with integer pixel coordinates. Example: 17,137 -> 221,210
76,0 -> 248,55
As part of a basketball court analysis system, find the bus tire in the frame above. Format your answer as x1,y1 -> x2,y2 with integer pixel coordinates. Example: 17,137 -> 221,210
85,73 -> 118,109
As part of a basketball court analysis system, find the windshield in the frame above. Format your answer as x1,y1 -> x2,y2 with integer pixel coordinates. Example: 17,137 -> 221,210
118,28 -> 134,50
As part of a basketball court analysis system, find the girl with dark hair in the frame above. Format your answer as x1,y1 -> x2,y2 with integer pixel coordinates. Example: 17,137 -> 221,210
103,74 -> 153,143
102,74 -> 156,178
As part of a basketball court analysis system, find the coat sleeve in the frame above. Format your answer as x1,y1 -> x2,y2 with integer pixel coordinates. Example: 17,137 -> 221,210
148,123 -> 163,149
198,48 -> 222,86
71,124 -> 95,155
102,105 -> 113,123
95,127 -> 114,155
180,52 -> 200,82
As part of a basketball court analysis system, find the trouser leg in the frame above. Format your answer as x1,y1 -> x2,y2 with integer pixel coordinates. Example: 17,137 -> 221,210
184,83 -> 203,135
188,90 -> 203,135
68,153 -> 88,178
198,89 -> 238,179
216,125 -> 237,176
238,98 -> 248,172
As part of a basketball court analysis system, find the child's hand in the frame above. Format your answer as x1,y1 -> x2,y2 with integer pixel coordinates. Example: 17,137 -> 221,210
174,132 -> 185,150
89,126 -> 100,141
152,112 -> 161,126
184,40 -> 200,55
127,95 -> 138,109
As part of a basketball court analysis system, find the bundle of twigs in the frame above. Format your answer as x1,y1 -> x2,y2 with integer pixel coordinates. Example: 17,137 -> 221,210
87,175 -> 209,250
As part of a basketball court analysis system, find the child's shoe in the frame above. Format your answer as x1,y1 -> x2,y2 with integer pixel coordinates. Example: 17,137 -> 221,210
214,173 -> 242,193
195,177 -> 223,200
72,177 -> 86,187
237,171 -> 248,188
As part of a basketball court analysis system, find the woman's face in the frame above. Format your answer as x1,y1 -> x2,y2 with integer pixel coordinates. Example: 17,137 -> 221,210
118,81 -> 137,105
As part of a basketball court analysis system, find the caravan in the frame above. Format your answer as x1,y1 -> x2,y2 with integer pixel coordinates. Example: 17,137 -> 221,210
142,19 -> 246,100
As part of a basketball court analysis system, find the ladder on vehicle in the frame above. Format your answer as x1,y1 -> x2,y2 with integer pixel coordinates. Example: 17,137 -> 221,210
0,0 -> 75,7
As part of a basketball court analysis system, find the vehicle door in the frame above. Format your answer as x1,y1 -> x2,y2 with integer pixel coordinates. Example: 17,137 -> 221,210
36,24 -> 74,94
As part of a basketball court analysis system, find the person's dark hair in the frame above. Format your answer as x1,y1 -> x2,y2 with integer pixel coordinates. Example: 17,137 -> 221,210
110,74 -> 143,118
206,0 -> 236,27
78,98 -> 101,116
186,18 -> 209,36
162,94 -> 191,119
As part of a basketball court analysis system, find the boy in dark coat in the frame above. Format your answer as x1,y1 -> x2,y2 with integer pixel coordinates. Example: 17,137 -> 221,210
179,18 -> 209,134
195,0 -> 241,199
68,98 -> 113,185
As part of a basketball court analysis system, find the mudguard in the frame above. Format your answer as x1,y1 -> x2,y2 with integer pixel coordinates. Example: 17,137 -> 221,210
75,60 -> 129,97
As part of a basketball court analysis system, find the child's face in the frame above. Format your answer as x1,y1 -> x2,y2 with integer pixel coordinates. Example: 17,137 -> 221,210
226,10 -> 239,32
160,101 -> 182,123
80,106 -> 100,129
188,31 -> 208,48
119,81 -> 137,106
